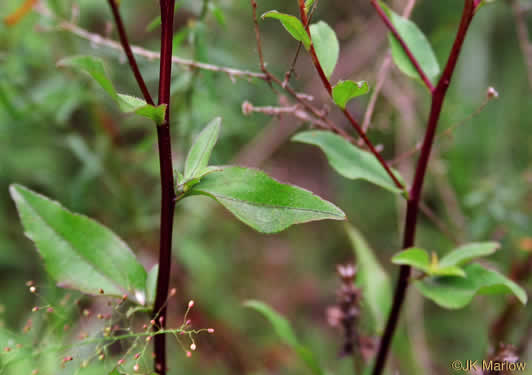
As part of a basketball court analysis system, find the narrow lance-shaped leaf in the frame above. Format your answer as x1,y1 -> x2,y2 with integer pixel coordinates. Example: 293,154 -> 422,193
415,263 -> 527,309
309,21 -> 339,78
332,80 -> 370,109
345,224 -> 391,333
244,300 -> 324,375
10,184 -> 147,304
380,2 -> 440,84
187,166 -> 345,233
57,56 -> 166,124
184,117 -> 221,180
292,131 -> 405,194
262,11 -> 311,50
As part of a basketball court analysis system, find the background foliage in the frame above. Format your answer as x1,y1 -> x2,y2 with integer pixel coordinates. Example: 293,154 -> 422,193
1,0 -> 531,374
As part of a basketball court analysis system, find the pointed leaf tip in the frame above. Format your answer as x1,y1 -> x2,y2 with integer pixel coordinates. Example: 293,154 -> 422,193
187,166 -> 345,233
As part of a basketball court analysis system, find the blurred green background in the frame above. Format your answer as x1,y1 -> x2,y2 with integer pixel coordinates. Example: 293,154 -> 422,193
1,0 -> 531,374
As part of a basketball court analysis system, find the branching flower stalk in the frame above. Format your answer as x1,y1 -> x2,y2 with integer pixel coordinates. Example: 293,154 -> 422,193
105,0 -> 176,374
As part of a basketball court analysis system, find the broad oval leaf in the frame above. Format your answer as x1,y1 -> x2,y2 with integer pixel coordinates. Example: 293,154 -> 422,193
393,248 -> 466,277
309,21 -> 339,78
439,242 -> 500,268
381,3 -> 440,84
346,224 -> 391,333
10,184 -> 147,303
262,11 -> 311,50
244,300 -> 324,375
415,263 -> 527,309
187,166 -> 345,233
184,118 -> 221,180
392,248 -> 430,271
292,131 -> 405,194
57,56 -> 166,124
332,80 -> 370,109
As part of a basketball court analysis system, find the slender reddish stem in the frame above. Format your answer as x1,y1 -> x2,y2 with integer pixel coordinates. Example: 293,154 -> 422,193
152,0 -> 177,374
296,0 -> 404,191
106,0 -> 154,105
371,0 -> 435,93
371,2 -> 476,374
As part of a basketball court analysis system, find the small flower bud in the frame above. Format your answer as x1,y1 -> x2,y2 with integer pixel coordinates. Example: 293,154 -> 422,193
133,363 -> 140,372
487,86 -> 499,99
134,353 -> 141,360
186,351 -> 192,358
150,319 -> 156,326
117,358 -> 125,365
188,300 -> 195,309
207,328 -> 215,334
29,286 -> 36,293
190,343 -> 196,351
47,307 -> 53,313
169,288 -> 177,296
159,316 -> 164,325
146,336 -> 152,342
32,306 -> 39,312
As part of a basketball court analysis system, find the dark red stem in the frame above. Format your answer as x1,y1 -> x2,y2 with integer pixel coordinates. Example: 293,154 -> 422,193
371,0 -> 435,92
152,0 -> 177,374
297,0 -> 404,191
371,2 -> 476,374
106,0 -> 155,105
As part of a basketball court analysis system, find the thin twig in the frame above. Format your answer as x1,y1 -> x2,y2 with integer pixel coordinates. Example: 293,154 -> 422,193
33,4 -> 268,81
361,0 -> 418,136
106,0 -> 154,105
371,0 -> 435,93
296,0 -> 406,191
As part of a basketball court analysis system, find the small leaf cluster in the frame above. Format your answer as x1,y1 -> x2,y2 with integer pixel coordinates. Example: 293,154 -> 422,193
392,243 -> 527,309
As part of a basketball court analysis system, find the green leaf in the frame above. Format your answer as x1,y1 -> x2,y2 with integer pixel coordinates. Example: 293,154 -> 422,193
392,248 -> 430,271
392,248 -> 466,277
415,263 -> 527,309
10,184 -> 147,304
244,300 -> 298,347
57,56 -> 166,124
439,242 -> 500,268
309,21 -> 339,78
116,94 -> 166,125
332,80 -> 370,109
292,131 -> 405,194
244,300 -> 324,375
380,2 -> 440,84
187,166 -> 345,233
146,264 -> 159,307
184,118 -> 221,180
262,11 -> 311,50
345,224 -> 391,333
